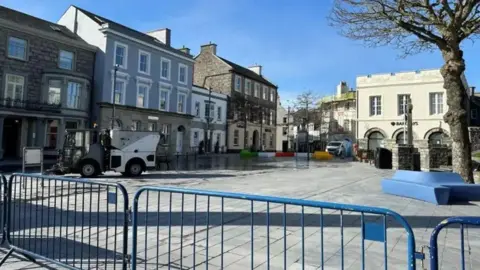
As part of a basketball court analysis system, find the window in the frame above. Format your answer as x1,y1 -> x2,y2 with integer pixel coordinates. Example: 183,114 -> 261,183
245,80 -> 251,95
217,106 -> 222,121
233,130 -> 239,146
396,132 -> 406,144
369,96 -> 382,116
283,117 -> 287,124
136,84 -> 148,108
216,133 -> 221,145
344,119 -> 350,132
205,103 -> 214,119
160,124 -> 172,144
113,80 -> 125,105
148,122 -> 157,131
269,134 -> 274,147
8,37 -> 27,60
270,88 -> 275,102
235,75 -> 242,91
4,74 -> 24,105
194,101 -> 200,116
177,93 -> 186,113
262,133 -> 267,147
430,92 -> 444,115
48,80 -> 62,105
472,109 -> 478,119
138,50 -> 150,74
58,50 -> 75,70
161,58 -> 171,80
368,131 -> 384,151
282,127 -> 288,135
132,121 -> 141,131
178,64 -> 188,84
159,84 -> 171,111
114,42 -> 128,68
269,111 -> 273,125
67,82 -> 81,109
398,94 -> 410,115
65,121 -> 78,130
254,83 -> 260,97
193,131 -> 199,146
262,86 -> 268,99
46,120 -> 58,148
429,132 -> 447,145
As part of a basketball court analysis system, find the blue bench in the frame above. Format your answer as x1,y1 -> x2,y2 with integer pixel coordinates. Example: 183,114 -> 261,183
381,170 -> 480,205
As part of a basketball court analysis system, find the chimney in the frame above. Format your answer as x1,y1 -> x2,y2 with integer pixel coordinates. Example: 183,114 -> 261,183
146,28 -> 171,46
249,65 -> 262,75
200,42 -> 217,55
179,46 -> 191,55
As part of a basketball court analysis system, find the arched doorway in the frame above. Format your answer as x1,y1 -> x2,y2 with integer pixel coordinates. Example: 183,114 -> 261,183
368,131 -> 384,151
113,119 -> 122,130
252,130 -> 259,151
176,125 -> 186,153
396,131 -> 406,144
429,131 -> 447,146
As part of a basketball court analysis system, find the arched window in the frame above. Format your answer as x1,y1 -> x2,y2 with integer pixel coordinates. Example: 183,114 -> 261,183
368,131 -> 384,150
429,131 -> 446,145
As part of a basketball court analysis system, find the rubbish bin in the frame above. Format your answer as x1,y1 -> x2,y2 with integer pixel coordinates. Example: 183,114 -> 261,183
375,147 -> 392,169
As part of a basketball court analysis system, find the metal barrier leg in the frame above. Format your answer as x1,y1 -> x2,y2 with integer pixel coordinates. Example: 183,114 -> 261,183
0,248 -> 14,266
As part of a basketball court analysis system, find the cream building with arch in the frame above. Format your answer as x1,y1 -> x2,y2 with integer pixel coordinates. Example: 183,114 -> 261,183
356,69 -> 467,150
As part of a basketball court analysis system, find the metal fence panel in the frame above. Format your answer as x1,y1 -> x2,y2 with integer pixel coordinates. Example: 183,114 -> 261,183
131,187 -> 417,270
0,173 -> 130,270
0,174 -> 7,244
430,216 -> 480,270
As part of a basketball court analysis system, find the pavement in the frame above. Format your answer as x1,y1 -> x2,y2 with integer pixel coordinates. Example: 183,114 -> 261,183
0,158 -> 479,269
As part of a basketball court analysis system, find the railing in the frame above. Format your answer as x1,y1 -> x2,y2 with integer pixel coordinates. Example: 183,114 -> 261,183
131,187 -> 417,270
0,97 -> 61,112
0,175 -> 7,245
0,173 -> 129,270
429,217 -> 480,270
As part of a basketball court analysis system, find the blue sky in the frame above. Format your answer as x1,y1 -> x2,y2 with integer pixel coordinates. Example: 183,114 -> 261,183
3,0 -> 479,103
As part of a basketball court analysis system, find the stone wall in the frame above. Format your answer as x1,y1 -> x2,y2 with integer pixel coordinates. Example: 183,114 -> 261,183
429,145 -> 451,169
392,145 -> 419,170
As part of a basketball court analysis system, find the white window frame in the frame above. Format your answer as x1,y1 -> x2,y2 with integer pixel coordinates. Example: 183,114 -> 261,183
177,92 -> 187,113
398,94 -> 410,116
4,74 -> 25,105
132,120 -> 141,131
178,63 -> 188,85
269,110 -> 273,125
66,81 -> 82,109
262,86 -> 268,100
233,130 -> 239,146
138,50 -> 151,75
160,57 -> 171,80
114,41 -> 128,69
136,83 -> 150,108
369,96 -> 382,116
194,101 -> 201,117
235,75 -> 242,92
59,50 -> 75,70
47,79 -> 62,105
159,83 -> 172,111
270,88 -> 275,102
430,92 -> 444,115
111,78 -> 127,105
245,79 -> 251,95
217,106 -> 222,121
7,37 -> 27,60
254,82 -> 260,97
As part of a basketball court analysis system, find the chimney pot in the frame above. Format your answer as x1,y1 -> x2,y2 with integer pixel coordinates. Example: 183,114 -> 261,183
200,43 -> 217,55
179,46 -> 191,55
146,28 -> 171,46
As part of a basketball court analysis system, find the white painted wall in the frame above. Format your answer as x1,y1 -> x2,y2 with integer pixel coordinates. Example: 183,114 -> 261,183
356,69 -> 452,140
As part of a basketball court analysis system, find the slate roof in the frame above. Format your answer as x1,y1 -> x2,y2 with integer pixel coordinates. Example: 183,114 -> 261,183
218,57 -> 277,88
73,6 -> 192,59
0,5 -> 90,46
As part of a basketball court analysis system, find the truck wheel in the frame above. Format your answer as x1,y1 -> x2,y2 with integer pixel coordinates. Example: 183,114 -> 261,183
126,161 -> 143,177
80,161 -> 98,178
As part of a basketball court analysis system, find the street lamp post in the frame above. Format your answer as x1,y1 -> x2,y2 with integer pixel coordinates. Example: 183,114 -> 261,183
111,64 -> 119,130
206,87 -> 212,153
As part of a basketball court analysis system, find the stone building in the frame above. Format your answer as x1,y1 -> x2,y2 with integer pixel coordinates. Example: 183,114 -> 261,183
59,6 -> 195,154
0,6 -> 96,159
193,43 -> 278,152
318,81 -> 357,142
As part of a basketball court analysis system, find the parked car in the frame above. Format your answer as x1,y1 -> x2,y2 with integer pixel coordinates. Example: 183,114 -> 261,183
326,141 -> 343,156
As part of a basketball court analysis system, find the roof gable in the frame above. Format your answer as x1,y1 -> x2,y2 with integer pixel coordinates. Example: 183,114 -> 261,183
217,57 -> 276,88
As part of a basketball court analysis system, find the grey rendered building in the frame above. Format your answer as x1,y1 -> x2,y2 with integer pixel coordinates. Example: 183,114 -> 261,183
0,5 -> 96,159
58,6 -> 195,154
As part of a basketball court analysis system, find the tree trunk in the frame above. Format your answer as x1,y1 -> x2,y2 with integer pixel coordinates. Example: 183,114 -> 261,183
440,49 -> 473,183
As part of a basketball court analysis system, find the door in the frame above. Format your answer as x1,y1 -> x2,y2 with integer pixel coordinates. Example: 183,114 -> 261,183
3,118 -> 21,158
176,132 -> 183,153
282,140 -> 288,152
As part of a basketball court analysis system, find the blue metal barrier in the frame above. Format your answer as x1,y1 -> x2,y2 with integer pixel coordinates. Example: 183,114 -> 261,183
0,174 -> 7,244
131,187 -> 418,270
0,173 -> 130,270
430,216 -> 480,270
